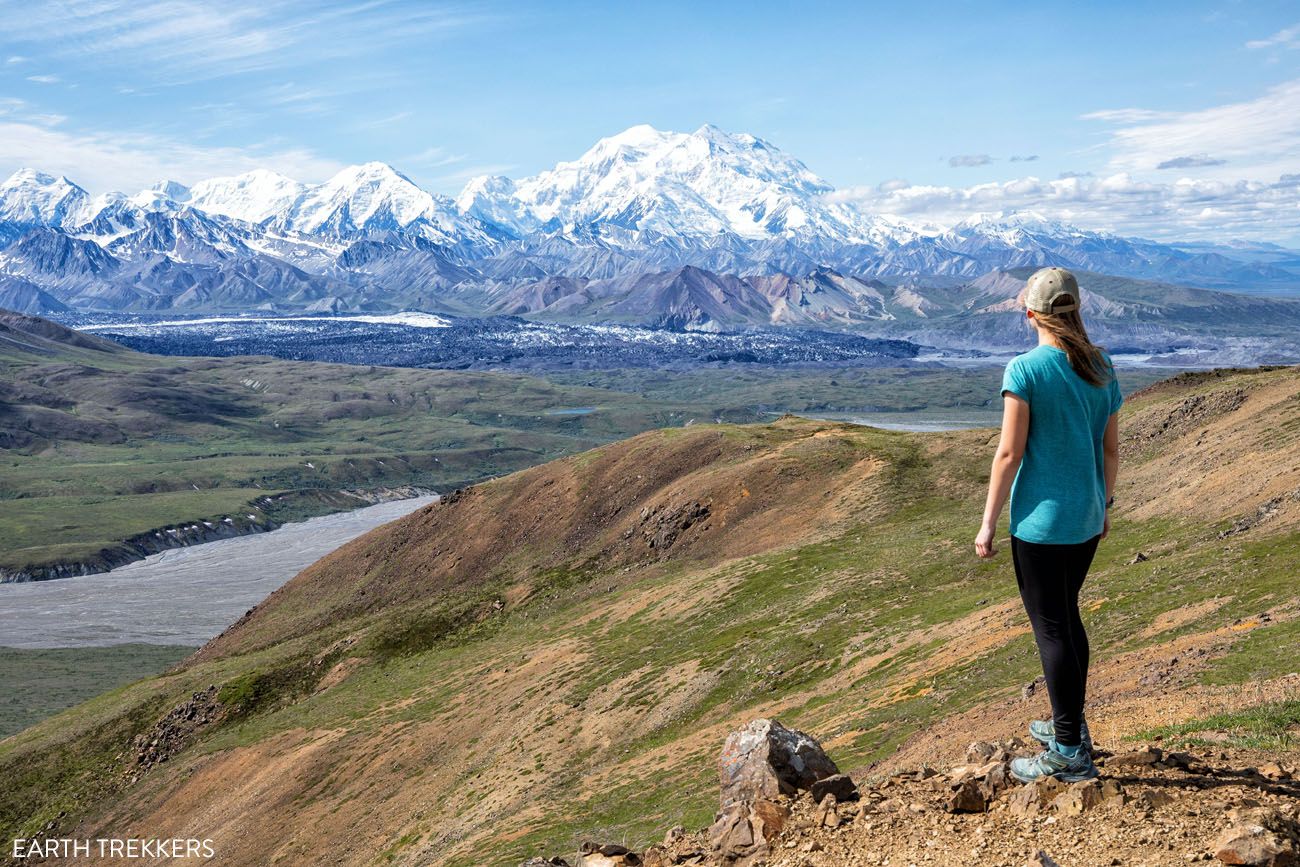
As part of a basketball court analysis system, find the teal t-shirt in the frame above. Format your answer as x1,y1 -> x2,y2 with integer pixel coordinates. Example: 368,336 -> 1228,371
1001,344 -> 1123,545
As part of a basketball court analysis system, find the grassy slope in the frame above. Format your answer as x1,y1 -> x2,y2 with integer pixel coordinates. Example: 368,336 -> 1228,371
0,365 -> 1295,866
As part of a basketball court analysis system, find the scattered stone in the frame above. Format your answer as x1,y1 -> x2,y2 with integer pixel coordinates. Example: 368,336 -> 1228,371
1022,676 -> 1046,700
966,741 -> 997,762
814,794 -> 841,829
578,842 -> 641,867
1025,851 -> 1062,867
1135,788 -> 1175,810
663,827 -> 686,847
1008,777 -> 1067,817
1108,746 -> 1164,768
947,778 -> 987,813
810,773 -> 859,804
1212,807 -> 1299,866
521,859 -> 570,867
1052,779 -> 1118,816
1130,551 -> 1149,564
1259,762 -> 1293,781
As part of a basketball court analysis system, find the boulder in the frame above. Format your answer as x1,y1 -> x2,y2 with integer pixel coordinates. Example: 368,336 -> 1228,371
578,843 -> 641,867
810,773 -> 859,804
708,799 -> 790,866
716,719 -> 839,807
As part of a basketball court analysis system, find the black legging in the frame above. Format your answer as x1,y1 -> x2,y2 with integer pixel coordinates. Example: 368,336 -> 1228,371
1011,533 -> 1101,747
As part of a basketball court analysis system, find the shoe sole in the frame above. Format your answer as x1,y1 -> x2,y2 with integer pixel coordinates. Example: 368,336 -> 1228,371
1011,765 -> 1100,784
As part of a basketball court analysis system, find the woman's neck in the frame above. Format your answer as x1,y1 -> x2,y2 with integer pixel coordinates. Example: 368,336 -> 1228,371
1035,330 -> 1064,350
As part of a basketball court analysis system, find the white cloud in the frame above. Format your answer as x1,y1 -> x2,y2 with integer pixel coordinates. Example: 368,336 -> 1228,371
25,74 -> 60,84
1087,79 -> 1300,180
827,173 -> 1300,243
0,119 -> 344,193
5,55 -> 26,64
948,154 -> 992,168
1246,23 -> 1300,50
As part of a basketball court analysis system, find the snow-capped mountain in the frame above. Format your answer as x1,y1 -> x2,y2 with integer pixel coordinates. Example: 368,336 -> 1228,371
186,170 -> 304,224
0,169 -> 92,227
1,123 -> 1298,319
460,123 -> 881,244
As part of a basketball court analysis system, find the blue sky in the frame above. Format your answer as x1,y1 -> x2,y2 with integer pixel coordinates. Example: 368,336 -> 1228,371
2,0 -> 1299,241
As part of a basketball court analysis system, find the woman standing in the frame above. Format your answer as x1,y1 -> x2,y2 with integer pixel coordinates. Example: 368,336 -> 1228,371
974,267 -> 1122,783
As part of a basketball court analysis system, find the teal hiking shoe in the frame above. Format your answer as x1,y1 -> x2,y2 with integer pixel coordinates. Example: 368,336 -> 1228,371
1029,719 -> 1093,753
1010,743 -> 1100,783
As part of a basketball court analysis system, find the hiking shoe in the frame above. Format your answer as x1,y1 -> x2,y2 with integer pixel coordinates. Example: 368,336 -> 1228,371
1010,744 -> 1100,783
1029,719 -> 1093,753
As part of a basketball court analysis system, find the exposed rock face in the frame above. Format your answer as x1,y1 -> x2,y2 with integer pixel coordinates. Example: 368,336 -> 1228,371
641,501 -> 710,551
709,719 -> 843,866
130,686 -> 225,778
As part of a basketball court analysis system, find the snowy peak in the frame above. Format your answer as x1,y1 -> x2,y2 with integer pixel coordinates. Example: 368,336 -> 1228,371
188,169 -> 305,225
465,123 -> 858,242
0,169 -> 90,227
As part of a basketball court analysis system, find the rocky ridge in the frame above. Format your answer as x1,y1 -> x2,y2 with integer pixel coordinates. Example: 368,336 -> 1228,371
527,721 -> 1300,867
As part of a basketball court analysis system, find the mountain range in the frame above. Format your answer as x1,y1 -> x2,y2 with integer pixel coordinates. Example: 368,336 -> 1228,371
1,124 -> 1298,327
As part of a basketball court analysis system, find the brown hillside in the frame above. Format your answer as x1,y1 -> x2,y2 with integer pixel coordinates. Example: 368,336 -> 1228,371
196,418 -> 906,661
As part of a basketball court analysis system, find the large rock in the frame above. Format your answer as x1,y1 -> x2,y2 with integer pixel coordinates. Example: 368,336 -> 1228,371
717,718 -> 840,807
710,719 -> 838,866
708,799 -> 790,867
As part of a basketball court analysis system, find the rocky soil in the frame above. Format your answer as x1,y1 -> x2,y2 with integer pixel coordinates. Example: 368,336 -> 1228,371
528,723 -> 1300,867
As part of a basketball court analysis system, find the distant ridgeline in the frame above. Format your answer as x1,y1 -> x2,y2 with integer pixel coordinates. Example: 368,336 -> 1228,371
1,124 -> 1298,355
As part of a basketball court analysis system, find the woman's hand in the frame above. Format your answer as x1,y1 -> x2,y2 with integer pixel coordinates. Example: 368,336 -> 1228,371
975,524 -> 998,558
1101,512 -> 1110,540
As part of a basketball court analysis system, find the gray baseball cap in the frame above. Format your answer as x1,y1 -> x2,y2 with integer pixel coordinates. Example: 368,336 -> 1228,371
1024,267 -> 1080,314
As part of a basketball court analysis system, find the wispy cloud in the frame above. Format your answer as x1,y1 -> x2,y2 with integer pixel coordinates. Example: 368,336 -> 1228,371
1246,23 -> 1300,50
1009,154 -> 1039,162
1086,79 -> 1300,180
0,117 -> 344,193
5,55 -> 25,64
949,154 -> 992,168
0,0 -> 495,84
25,74 -> 60,84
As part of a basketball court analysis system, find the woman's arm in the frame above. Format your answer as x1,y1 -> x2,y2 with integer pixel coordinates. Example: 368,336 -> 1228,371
974,393 -> 1030,558
1101,412 -> 1119,539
